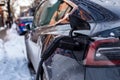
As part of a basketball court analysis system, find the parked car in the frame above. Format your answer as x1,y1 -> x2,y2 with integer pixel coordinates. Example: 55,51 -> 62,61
25,0 -> 120,79
16,16 -> 33,35
36,13 -> 120,80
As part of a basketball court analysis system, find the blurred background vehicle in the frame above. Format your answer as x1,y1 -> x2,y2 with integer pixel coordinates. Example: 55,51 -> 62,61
16,16 -> 33,35
25,0 -> 120,76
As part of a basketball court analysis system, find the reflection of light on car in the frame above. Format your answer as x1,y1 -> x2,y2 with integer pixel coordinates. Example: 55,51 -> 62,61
92,27 -> 120,37
110,32 -> 115,36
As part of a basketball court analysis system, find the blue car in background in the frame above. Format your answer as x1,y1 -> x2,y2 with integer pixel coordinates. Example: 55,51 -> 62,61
17,16 -> 33,35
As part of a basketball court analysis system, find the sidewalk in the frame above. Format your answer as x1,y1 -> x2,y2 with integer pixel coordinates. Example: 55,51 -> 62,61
0,23 -> 33,80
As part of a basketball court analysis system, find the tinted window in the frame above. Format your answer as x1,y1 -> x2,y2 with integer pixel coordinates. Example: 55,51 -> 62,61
87,7 -> 105,21
76,1 -> 119,22
78,8 -> 93,22
93,27 -> 120,37
33,0 -> 74,28
34,2 -> 45,27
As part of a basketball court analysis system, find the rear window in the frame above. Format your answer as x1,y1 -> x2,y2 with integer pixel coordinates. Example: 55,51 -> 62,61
77,1 -> 119,22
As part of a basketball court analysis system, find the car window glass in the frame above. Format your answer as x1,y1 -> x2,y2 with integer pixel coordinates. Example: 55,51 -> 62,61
33,0 -> 61,28
34,2 -> 45,28
114,28 -> 120,36
79,1 -> 118,22
38,1 -> 71,27
87,7 -> 105,21
79,8 -> 93,22
34,0 -> 74,29
98,31 -> 112,37
80,3 -> 104,22
95,27 -> 120,37
38,1 -> 60,26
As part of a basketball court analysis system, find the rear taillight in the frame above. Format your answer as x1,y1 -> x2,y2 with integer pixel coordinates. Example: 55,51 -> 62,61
84,38 -> 120,66
19,23 -> 25,27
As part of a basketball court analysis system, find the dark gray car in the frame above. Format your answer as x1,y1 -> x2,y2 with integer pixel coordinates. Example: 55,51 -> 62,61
25,0 -> 120,80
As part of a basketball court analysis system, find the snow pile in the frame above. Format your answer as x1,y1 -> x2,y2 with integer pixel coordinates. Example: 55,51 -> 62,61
0,23 -> 33,80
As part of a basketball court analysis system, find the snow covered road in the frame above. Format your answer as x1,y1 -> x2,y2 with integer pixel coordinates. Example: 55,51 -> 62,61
0,24 -> 33,80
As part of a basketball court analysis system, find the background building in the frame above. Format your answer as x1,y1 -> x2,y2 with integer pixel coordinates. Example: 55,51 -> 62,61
0,0 -> 5,27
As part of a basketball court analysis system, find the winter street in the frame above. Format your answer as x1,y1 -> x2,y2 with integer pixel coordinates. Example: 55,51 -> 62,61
1,0 -> 120,80
0,23 -> 33,80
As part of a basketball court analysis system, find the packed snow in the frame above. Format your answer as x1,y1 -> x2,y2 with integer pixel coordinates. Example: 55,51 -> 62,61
0,23 -> 33,80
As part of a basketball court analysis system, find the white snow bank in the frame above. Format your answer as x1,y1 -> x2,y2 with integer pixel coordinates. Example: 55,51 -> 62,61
0,23 -> 33,80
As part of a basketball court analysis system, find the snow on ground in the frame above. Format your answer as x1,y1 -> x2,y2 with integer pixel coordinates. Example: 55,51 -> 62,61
0,23 -> 33,80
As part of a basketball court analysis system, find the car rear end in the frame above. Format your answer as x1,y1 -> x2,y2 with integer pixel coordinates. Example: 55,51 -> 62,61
42,35 -> 120,80
18,17 -> 33,35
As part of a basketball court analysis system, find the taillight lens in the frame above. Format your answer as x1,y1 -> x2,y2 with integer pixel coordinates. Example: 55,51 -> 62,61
84,38 -> 120,66
19,23 -> 25,27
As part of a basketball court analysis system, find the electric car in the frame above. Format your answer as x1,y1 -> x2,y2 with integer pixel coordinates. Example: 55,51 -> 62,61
35,14 -> 120,80
25,0 -> 120,78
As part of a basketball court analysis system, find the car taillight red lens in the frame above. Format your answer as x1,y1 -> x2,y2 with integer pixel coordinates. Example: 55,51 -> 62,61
19,23 -> 25,27
84,38 -> 120,66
